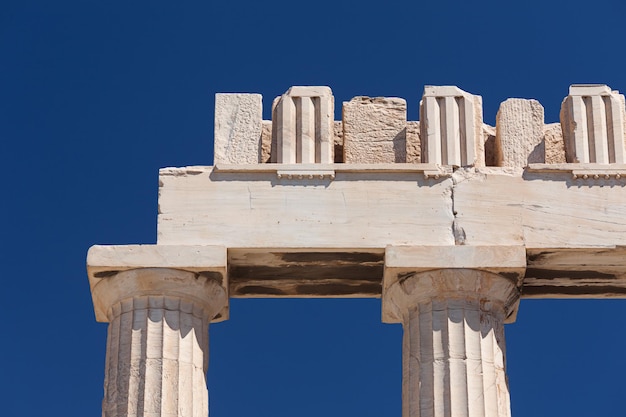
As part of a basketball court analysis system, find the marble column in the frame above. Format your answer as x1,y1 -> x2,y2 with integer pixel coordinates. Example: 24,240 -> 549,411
91,267 -> 227,417
384,268 -> 520,417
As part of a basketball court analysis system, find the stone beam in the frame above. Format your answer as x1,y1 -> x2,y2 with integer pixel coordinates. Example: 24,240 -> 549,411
226,246 -> 626,299
154,164 -> 626,299
158,166 -> 626,250
227,248 -> 384,297
452,166 -> 626,249
523,247 -> 626,298
158,165 -> 454,248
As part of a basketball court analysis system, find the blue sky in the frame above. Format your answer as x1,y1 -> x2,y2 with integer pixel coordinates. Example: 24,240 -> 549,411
1,1 -> 626,416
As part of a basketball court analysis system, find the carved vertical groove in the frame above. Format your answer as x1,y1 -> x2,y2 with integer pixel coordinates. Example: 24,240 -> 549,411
583,96 -> 596,162
162,300 -> 180,416
104,303 -> 120,414
569,95 -> 589,163
458,97 -> 468,166
423,96 -> 441,164
479,310 -> 497,417
462,96 -> 476,165
296,97 -> 316,163
277,97 -> 296,163
443,97 -> 461,166
316,96 -> 333,163
192,311 -> 208,417
590,95 -> 609,162
604,96 -> 617,163
178,300 -> 194,417
608,94 -> 626,163
437,97 -> 447,165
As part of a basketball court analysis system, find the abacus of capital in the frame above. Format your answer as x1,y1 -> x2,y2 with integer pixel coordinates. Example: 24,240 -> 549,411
88,84 -> 626,417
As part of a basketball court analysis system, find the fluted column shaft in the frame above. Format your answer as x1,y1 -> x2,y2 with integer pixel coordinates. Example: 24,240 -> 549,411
385,269 -> 520,417
92,268 -> 227,417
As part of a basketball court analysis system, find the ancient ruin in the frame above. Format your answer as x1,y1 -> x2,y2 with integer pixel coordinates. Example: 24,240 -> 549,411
88,84 -> 626,417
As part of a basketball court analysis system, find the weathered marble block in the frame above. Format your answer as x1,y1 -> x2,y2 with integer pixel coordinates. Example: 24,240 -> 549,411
496,98 -> 545,167
332,120 -> 343,162
483,124 -> 497,166
214,93 -> 262,164
543,122 -> 566,164
560,84 -> 626,163
406,121 -> 421,163
343,96 -> 407,163
260,120 -> 273,163
273,86 -> 334,163
420,86 -> 484,166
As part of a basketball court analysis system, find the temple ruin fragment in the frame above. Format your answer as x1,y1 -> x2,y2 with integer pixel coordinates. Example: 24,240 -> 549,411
88,84 -> 626,417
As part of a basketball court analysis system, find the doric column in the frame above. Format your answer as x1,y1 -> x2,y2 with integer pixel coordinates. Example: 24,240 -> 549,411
383,246 -> 525,417
91,267 -> 227,417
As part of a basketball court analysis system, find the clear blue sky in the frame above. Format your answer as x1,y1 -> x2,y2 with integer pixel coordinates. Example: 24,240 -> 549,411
2,1 -> 626,416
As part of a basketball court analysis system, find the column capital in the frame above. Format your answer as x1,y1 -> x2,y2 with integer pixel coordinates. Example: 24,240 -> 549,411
87,244 -> 229,322
382,245 -> 526,323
